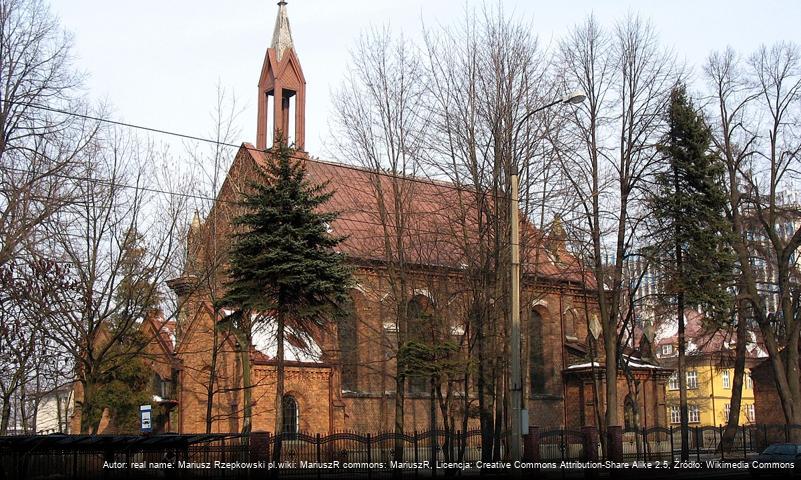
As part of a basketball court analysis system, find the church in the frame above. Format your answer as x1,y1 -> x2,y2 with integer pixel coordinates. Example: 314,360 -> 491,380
156,1 -> 670,436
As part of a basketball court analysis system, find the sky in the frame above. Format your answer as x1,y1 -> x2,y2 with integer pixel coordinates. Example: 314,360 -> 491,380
51,0 -> 801,162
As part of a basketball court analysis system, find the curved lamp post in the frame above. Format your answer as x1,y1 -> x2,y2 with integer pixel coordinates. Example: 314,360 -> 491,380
509,90 -> 586,462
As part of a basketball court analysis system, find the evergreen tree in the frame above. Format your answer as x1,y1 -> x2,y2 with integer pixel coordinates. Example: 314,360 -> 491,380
87,335 -> 152,433
648,85 -> 734,459
219,143 -> 352,457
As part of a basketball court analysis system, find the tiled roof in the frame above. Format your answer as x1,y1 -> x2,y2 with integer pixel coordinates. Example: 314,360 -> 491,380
655,308 -> 767,359
244,144 -> 590,285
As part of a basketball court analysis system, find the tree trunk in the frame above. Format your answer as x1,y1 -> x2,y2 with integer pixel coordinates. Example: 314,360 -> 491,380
477,300 -> 494,463
238,310 -> 254,437
722,300 -> 747,451
239,339 -> 252,436
0,392 -> 11,435
272,309 -> 285,463
604,330 -> 619,433
430,375 -> 437,457
673,164 -> 689,461
205,309 -> 220,434
80,377 -> 99,434
677,291 -> 689,461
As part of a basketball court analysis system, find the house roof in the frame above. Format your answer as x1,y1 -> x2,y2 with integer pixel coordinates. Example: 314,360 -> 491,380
243,145 -> 591,286
654,308 -> 767,360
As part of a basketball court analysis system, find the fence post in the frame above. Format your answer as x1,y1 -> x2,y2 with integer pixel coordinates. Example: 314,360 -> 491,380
432,430 -> 438,478
606,426 -> 623,462
316,433 -> 321,480
250,430 -> 270,477
742,425 -> 747,459
414,431 -> 419,478
695,427 -> 701,463
642,427 -> 648,462
366,433 -> 372,480
669,425 -> 674,463
582,426 -> 599,462
719,425 -> 725,461
524,426 -> 540,462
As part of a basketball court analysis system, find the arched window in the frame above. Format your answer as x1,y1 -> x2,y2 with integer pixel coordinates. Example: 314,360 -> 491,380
406,295 -> 431,394
624,395 -> 636,430
530,310 -> 546,395
282,395 -> 299,436
564,308 -> 578,339
338,296 -> 358,391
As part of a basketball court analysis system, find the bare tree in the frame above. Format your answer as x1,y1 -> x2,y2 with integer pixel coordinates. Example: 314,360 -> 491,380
331,25 -> 429,460
179,83 -> 243,433
556,13 -> 678,449
705,42 -> 801,434
420,4 -> 559,459
0,257 -> 73,434
0,0 -> 99,432
45,128 -> 185,433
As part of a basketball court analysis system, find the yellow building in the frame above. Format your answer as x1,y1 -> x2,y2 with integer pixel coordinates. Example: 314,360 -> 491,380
655,309 -> 766,426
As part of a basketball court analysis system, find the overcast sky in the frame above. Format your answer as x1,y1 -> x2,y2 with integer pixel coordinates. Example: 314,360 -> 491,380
51,0 -> 801,160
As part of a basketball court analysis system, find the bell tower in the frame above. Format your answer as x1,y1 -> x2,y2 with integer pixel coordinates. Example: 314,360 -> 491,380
256,1 -> 306,151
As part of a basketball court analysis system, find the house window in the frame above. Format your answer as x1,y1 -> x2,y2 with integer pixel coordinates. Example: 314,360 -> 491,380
661,344 -> 673,356
670,406 -> 681,424
668,372 -> 679,390
282,395 -> 299,436
722,370 -> 730,389
688,405 -> 700,423
746,404 -> 755,423
746,374 -> 753,390
687,370 -> 698,389
724,403 -> 731,421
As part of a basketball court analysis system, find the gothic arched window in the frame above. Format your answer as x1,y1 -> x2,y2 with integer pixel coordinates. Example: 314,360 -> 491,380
406,295 -> 431,394
282,395 -> 299,436
338,296 -> 358,391
530,309 -> 546,395
624,395 -> 636,430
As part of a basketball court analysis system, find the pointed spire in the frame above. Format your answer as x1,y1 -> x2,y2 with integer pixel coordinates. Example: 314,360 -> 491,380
271,1 -> 294,61
190,210 -> 202,230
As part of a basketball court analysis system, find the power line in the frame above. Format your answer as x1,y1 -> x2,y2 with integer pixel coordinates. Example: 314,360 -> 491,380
2,99 -> 245,151
2,99 -> 549,238
0,99 -> 474,192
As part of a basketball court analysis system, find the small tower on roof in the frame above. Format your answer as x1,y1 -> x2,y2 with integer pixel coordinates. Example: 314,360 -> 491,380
257,0 -> 306,152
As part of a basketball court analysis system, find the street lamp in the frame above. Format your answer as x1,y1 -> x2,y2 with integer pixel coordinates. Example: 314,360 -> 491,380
509,91 -> 585,462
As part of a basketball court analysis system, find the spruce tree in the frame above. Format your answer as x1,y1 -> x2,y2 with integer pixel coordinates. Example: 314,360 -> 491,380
219,143 -> 351,457
648,85 -> 734,459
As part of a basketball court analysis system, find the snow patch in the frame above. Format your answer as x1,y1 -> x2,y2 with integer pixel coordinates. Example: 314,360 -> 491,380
251,318 -> 323,363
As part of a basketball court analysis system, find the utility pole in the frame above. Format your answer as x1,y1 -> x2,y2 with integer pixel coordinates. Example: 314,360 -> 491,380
510,165 -> 522,461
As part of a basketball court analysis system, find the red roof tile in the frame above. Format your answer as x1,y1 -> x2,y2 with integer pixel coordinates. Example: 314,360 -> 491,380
243,144 -> 590,285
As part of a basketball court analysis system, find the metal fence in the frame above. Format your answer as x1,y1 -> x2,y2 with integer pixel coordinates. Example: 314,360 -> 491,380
621,423 -> 801,462
2,425 -> 800,479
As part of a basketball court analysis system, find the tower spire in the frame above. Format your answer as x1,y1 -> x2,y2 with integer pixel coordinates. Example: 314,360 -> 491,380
257,0 -> 306,151
271,0 -> 294,61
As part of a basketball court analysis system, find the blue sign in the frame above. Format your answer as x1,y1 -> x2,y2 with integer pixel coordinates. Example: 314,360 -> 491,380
140,404 -> 152,433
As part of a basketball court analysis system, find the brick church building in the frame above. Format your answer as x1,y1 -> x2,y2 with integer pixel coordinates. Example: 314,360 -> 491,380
157,1 -> 671,436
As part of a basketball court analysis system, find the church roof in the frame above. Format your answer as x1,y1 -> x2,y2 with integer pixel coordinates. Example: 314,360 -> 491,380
243,145 -> 591,286
271,1 -> 294,61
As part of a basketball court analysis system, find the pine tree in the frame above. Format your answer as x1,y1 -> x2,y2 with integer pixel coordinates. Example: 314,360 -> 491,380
218,143 -> 352,457
648,85 -> 734,459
